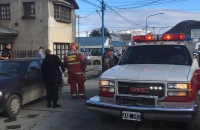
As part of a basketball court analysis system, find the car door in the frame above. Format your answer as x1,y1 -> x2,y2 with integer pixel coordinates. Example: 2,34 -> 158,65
22,60 -> 45,104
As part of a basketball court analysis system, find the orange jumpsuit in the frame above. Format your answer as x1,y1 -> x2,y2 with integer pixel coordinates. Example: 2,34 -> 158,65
63,50 -> 86,99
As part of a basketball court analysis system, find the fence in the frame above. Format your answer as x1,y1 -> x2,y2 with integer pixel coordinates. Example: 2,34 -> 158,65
14,50 -> 38,58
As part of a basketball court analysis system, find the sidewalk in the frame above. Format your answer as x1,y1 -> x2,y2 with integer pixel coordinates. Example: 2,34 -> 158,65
63,66 -> 102,86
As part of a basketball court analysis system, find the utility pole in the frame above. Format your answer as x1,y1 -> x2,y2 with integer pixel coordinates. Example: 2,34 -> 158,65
100,0 -> 105,72
97,0 -> 105,72
101,0 -> 105,57
153,27 -> 155,34
86,31 -> 88,37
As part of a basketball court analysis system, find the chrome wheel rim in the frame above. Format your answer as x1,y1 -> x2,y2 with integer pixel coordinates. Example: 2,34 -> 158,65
10,99 -> 20,114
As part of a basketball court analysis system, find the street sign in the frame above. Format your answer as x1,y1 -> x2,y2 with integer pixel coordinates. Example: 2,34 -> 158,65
191,29 -> 200,39
119,34 -> 132,42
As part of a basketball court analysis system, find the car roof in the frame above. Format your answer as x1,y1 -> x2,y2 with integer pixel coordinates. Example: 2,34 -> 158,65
1,58 -> 43,62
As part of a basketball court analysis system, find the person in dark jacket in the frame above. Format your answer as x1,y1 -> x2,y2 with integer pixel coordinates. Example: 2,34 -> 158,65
0,43 -> 14,60
41,49 -> 65,108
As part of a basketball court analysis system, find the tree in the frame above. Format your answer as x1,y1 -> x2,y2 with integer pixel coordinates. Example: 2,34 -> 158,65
89,27 -> 111,38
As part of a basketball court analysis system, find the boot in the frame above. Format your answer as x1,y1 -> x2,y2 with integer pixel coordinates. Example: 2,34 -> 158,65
52,104 -> 61,108
79,95 -> 87,100
72,95 -> 78,100
52,101 -> 61,108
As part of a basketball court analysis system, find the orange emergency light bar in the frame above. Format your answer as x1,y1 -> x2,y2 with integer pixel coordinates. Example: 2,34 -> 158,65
133,33 -> 185,42
162,33 -> 185,41
133,35 -> 152,42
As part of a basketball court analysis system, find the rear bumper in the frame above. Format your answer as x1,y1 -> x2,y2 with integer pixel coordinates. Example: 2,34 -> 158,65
86,59 -> 92,64
86,96 -> 197,122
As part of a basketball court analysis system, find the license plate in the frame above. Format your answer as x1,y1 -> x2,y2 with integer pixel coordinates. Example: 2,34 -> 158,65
122,111 -> 141,121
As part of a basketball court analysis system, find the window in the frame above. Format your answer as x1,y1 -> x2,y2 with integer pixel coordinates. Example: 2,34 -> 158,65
22,2 -> 35,19
54,5 -> 71,22
54,43 -> 70,60
119,45 -> 192,66
0,4 -> 10,20
27,61 -> 40,76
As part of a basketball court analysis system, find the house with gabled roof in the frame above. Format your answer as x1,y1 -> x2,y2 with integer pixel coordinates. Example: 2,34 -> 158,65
0,0 -> 79,59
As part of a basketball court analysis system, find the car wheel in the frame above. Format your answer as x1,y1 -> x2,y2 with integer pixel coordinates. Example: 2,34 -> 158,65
3,94 -> 21,117
93,60 -> 100,65
100,114 -> 115,123
187,94 -> 200,130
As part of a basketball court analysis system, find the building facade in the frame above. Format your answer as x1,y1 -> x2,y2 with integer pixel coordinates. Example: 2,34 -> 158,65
0,0 -> 79,59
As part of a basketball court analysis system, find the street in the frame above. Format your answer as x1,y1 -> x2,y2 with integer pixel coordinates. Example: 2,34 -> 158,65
0,77 -> 188,130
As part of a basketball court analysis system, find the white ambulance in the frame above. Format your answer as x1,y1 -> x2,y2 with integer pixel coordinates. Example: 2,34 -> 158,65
86,34 -> 200,130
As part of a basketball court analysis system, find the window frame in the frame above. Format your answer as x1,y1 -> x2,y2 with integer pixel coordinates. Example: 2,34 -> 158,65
54,4 -> 71,23
0,4 -> 10,20
22,2 -> 35,19
54,43 -> 70,60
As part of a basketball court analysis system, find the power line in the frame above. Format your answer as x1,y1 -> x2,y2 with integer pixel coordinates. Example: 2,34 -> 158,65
110,0 -> 159,9
78,0 -> 100,8
108,0 -> 189,9
105,4 -> 144,27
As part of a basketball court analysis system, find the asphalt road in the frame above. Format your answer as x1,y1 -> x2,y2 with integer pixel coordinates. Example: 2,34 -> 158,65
0,77 -> 189,130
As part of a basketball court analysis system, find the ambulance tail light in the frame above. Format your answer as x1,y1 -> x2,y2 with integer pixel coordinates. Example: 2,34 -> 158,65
133,35 -> 153,42
162,34 -> 185,41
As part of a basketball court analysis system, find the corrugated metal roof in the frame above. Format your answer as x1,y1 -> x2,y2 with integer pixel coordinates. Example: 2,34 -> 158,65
0,26 -> 18,36
75,37 -> 109,46
110,41 -> 125,47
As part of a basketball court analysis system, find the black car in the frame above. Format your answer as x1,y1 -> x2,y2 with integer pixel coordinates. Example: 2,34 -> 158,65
0,58 -> 63,117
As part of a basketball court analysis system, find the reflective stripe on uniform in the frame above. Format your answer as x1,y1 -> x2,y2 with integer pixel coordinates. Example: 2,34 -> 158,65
79,94 -> 85,95
72,94 -> 77,96
75,72 -> 84,74
67,62 -> 81,65
68,72 -> 84,74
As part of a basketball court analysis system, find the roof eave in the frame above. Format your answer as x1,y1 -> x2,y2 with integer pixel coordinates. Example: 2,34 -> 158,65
68,0 -> 79,9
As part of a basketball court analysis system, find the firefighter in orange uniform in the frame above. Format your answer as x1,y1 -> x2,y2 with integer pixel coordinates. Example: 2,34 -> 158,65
63,43 -> 87,100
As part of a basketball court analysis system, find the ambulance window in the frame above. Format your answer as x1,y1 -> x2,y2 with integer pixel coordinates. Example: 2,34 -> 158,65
119,45 -> 192,65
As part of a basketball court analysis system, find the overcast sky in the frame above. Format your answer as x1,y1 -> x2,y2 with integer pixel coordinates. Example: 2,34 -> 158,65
75,0 -> 200,37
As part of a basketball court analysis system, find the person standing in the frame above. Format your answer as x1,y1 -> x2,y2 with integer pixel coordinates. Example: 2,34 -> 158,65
35,46 -> 45,58
41,49 -> 65,108
63,43 -> 87,100
102,49 -> 116,73
0,43 -> 13,60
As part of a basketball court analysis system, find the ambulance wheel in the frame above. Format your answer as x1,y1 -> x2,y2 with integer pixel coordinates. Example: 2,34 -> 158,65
100,114 -> 115,123
187,94 -> 200,130
3,94 -> 21,117
93,60 -> 100,65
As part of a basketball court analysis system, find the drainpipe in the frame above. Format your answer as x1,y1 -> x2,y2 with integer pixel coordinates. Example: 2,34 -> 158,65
47,0 -> 51,50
